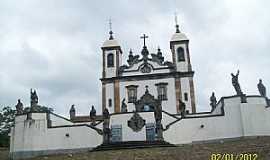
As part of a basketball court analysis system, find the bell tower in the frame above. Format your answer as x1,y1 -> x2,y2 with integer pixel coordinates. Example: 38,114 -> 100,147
101,20 -> 122,113
170,16 -> 196,113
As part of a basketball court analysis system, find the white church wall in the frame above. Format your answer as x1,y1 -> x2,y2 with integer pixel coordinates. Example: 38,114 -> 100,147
44,126 -> 102,150
10,113 -> 102,159
173,44 -> 188,72
119,77 -> 177,113
110,112 -> 155,141
50,114 -> 73,126
240,98 -> 270,137
212,100 -> 223,114
119,52 -> 122,66
164,97 -> 244,144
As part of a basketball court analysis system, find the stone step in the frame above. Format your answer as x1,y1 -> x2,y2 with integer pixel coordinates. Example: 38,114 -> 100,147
92,141 -> 175,151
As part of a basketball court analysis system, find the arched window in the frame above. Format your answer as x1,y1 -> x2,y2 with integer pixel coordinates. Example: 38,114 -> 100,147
177,47 -> 185,62
107,53 -> 114,67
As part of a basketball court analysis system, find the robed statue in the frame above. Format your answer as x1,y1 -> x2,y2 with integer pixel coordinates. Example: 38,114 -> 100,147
257,79 -> 267,97
102,108 -> 110,144
179,100 -> 186,117
30,89 -> 38,107
103,108 -> 110,120
121,98 -> 128,113
15,99 -> 24,114
231,70 -> 243,95
210,92 -> 217,112
90,105 -> 96,121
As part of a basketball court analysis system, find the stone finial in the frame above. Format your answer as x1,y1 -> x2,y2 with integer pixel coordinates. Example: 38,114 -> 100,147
145,85 -> 149,94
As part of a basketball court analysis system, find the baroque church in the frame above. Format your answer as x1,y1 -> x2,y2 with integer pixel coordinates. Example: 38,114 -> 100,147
9,18 -> 270,160
100,21 -> 196,115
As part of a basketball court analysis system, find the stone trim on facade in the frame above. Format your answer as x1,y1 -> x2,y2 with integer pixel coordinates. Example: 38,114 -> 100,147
114,80 -> 120,113
174,78 -> 182,113
170,40 -> 189,49
189,77 -> 196,113
102,50 -> 105,78
101,46 -> 123,53
185,41 -> 192,71
170,45 -> 176,64
100,71 -> 194,83
116,50 -> 120,77
120,66 -> 172,73
102,83 -> 106,111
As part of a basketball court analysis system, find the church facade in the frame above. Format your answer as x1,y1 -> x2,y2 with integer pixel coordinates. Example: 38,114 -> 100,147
9,21 -> 270,160
101,25 -> 195,115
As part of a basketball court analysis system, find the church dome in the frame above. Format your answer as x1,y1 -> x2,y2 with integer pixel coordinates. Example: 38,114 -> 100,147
102,39 -> 120,48
170,32 -> 188,42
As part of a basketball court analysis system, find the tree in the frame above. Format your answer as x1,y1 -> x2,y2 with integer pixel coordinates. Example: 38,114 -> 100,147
0,106 -> 16,147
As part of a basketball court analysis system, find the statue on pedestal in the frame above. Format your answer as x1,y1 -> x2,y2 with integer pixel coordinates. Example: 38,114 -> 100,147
231,70 -> 243,95
90,105 -> 96,124
210,92 -> 217,112
102,108 -> 110,144
121,98 -> 128,113
154,101 -> 163,141
15,99 -> 24,114
69,104 -> 76,119
257,79 -> 267,97
30,89 -> 39,112
179,100 -> 186,117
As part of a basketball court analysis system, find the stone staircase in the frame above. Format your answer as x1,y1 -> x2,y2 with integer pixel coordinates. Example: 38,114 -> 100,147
92,140 -> 175,151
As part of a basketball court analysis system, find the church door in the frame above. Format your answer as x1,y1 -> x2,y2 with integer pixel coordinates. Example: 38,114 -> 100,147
146,123 -> 155,141
111,125 -> 122,142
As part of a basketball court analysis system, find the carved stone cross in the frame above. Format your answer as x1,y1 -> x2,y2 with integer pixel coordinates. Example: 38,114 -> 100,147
140,34 -> 149,47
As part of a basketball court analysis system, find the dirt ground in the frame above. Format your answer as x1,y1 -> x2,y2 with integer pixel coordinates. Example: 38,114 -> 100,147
4,137 -> 270,160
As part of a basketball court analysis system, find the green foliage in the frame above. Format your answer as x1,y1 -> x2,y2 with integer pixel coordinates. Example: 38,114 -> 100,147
0,106 -> 15,134
0,106 -> 16,147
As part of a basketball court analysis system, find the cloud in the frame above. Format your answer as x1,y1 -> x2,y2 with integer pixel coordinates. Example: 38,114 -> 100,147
0,0 -> 269,116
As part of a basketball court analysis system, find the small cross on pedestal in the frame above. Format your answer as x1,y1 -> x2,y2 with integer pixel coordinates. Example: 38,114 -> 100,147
140,34 -> 149,47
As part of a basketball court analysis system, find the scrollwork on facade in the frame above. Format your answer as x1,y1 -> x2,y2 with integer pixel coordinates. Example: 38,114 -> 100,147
127,112 -> 146,132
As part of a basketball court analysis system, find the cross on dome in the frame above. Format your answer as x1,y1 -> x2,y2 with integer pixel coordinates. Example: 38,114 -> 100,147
140,34 -> 149,47
109,18 -> 114,40
174,12 -> 180,33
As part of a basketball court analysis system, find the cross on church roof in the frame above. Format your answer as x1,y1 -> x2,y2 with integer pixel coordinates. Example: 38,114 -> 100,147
140,34 -> 148,47
109,18 -> 114,40
174,12 -> 180,33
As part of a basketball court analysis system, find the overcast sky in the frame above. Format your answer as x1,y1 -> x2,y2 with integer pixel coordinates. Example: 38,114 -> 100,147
0,0 -> 270,116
